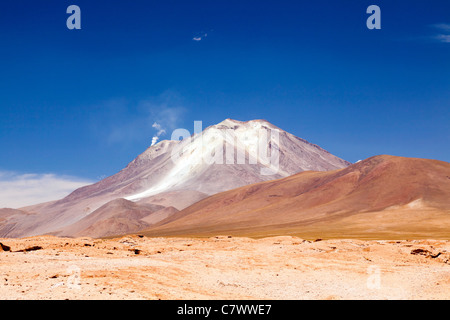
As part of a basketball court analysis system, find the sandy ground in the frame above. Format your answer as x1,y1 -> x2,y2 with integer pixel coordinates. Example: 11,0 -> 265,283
0,235 -> 449,300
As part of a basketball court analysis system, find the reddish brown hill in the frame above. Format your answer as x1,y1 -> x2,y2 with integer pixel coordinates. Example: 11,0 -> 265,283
142,155 -> 450,239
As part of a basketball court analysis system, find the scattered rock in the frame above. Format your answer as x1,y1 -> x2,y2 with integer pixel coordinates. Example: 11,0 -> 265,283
0,236 -> 448,299
119,238 -> 137,247
0,243 -> 11,252
430,252 -> 442,259
411,248 -> 444,259
129,249 -> 141,255
411,248 -> 431,256
14,246 -> 43,253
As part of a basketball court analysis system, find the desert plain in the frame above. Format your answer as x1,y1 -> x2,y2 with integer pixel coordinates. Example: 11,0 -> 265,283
0,235 -> 449,300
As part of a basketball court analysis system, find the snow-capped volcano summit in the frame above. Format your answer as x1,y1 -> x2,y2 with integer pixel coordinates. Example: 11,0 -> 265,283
125,118 -> 349,200
1,119 -> 350,238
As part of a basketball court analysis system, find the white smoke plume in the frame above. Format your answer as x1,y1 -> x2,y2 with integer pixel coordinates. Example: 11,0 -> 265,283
151,122 -> 167,146
95,92 -> 185,147
151,136 -> 159,146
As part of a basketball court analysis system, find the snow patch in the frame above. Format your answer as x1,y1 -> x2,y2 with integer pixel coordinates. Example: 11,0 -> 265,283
406,199 -> 426,209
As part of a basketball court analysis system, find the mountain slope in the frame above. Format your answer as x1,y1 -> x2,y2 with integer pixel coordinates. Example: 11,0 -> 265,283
62,199 -> 166,238
2,119 -> 349,238
141,155 -> 450,239
0,208 -> 35,238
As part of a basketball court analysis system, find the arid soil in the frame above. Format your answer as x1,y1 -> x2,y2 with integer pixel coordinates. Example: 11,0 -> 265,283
0,235 -> 449,300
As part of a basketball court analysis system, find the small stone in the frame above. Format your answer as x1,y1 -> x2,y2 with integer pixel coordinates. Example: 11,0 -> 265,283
15,246 -> 42,253
0,243 -> 11,252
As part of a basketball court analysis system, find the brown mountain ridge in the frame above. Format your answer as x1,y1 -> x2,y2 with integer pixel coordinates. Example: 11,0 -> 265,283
140,155 -> 450,240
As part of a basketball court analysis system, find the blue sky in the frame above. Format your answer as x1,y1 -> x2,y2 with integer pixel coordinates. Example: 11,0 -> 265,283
0,0 -> 449,206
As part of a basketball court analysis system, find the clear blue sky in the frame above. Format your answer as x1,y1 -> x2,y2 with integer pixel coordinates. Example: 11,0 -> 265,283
1,0 -> 449,180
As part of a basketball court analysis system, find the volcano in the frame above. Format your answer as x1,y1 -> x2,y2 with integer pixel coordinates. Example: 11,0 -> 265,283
0,119 -> 349,238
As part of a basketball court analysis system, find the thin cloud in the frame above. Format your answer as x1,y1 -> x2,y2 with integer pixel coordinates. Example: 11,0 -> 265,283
432,23 -> 450,33
434,34 -> 450,43
0,171 -> 93,209
430,23 -> 450,43
192,30 -> 213,42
